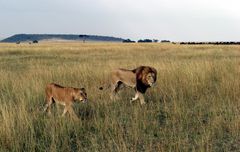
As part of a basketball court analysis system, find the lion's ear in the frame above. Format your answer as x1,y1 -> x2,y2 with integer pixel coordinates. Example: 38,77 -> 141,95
152,68 -> 157,75
80,88 -> 85,92
136,67 -> 144,80
137,72 -> 143,80
152,68 -> 157,81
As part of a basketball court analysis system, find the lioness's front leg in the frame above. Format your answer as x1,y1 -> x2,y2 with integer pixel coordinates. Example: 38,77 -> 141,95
67,105 -> 79,120
62,106 -> 68,117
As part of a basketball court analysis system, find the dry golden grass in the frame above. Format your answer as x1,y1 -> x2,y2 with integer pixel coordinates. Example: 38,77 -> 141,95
0,42 -> 239,151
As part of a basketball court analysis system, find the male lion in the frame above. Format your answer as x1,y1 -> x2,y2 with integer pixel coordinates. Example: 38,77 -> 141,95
43,83 -> 87,120
110,66 -> 157,104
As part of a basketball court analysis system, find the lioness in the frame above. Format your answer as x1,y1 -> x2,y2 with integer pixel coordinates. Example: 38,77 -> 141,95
110,66 -> 157,104
44,83 -> 87,120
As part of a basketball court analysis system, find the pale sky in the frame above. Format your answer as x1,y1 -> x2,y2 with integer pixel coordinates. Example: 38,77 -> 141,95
0,0 -> 240,41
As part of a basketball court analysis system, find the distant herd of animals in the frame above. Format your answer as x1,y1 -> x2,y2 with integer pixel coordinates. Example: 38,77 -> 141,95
43,66 -> 157,120
179,41 -> 240,45
123,39 -> 240,45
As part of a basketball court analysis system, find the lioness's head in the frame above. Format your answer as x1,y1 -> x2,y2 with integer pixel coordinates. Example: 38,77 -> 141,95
146,72 -> 156,87
75,88 -> 87,103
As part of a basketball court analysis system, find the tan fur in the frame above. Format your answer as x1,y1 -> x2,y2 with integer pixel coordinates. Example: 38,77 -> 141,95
43,83 -> 87,120
110,66 -> 157,104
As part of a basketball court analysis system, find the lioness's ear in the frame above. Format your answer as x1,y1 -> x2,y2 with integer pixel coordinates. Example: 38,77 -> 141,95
80,88 -> 85,92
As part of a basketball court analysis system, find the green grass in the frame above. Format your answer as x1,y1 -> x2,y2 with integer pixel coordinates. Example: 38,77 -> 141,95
0,42 -> 239,151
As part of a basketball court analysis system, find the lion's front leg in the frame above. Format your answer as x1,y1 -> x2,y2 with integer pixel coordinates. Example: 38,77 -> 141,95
138,92 -> 146,105
130,92 -> 139,103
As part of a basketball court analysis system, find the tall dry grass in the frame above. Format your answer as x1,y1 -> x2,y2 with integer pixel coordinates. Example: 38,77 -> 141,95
0,42 -> 239,151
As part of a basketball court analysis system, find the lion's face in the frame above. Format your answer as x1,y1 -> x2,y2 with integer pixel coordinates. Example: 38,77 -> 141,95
146,72 -> 156,87
76,88 -> 88,103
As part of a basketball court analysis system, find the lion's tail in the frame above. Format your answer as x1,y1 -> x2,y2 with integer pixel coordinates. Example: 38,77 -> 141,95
98,84 -> 110,91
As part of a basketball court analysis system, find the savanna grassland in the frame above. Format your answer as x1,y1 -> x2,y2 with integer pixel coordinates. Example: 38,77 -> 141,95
0,42 -> 239,152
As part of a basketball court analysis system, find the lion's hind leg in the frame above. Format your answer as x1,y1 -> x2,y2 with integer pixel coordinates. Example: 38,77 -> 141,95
110,81 -> 123,100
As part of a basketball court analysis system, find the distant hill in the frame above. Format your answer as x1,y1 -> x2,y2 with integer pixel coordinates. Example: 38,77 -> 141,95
1,34 -> 124,43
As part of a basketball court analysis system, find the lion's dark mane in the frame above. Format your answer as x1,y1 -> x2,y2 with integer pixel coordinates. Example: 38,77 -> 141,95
132,66 -> 157,93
